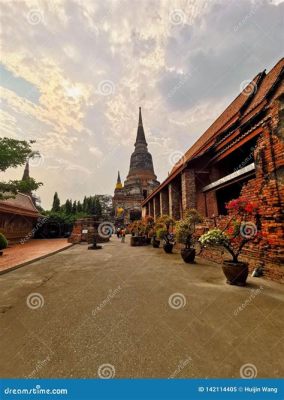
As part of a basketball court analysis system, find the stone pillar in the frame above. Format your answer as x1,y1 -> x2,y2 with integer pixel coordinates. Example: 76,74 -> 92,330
181,169 -> 196,212
169,181 -> 181,220
160,189 -> 169,215
153,196 -> 161,221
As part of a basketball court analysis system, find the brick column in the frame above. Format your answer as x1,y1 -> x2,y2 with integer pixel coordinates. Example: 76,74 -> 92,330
153,196 -> 161,221
160,189 -> 169,215
181,169 -> 196,212
148,199 -> 154,217
169,181 -> 181,220
142,206 -> 147,218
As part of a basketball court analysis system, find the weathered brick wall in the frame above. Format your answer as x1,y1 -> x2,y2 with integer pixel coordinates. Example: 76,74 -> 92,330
69,218 -> 110,244
160,190 -> 169,215
196,98 -> 284,282
181,169 -> 196,210
169,181 -> 181,220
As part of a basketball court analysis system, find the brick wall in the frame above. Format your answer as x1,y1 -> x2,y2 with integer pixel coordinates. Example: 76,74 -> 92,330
181,169 -> 196,210
196,98 -> 284,282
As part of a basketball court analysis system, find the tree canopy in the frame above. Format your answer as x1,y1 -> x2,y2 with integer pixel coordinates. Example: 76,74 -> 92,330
0,138 -> 42,200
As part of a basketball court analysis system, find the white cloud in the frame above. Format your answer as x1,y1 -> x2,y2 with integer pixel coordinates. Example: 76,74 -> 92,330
0,0 -> 283,208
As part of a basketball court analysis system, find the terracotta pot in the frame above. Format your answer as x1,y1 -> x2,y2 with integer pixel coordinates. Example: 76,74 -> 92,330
181,248 -> 195,263
163,243 -> 173,253
222,260 -> 249,286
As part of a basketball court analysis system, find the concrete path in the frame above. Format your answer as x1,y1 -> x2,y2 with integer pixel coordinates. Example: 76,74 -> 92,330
0,236 -> 283,378
0,239 -> 72,274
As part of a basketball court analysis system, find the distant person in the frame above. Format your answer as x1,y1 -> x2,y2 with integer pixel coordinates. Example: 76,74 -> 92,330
116,228 -> 120,238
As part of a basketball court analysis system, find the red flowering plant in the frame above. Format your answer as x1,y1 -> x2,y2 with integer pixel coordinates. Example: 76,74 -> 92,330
143,215 -> 155,238
199,197 -> 259,263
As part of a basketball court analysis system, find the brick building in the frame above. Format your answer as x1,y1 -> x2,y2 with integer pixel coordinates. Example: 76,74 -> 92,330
113,107 -> 159,224
142,58 -> 284,281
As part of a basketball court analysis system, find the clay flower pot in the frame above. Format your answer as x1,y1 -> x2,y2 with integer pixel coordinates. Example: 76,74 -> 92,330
181,248 -> 196,263
222,260 -> 249,286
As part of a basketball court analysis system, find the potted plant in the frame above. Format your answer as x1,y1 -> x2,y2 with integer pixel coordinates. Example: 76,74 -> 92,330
144,215 -> 154,245
152,233 -> 160,248
150,219 -> 160,248
176,209 -> 203,263
130,220 -> 146,246
155,215 -> 175,253
199,198 -> 259,286
0,233 -> 8,256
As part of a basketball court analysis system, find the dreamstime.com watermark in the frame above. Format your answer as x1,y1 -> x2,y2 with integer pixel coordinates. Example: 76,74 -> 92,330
97,363 -> 116,379
4,385 -> 67,396
233,146 -> 255,172
26,292 -> 45,309
233,2 -> 260,32
169,356 -> 192,378
20,217 -> 49,245
240,363 -> 258,378
25,355 -> 52,378
168,293 -> 186,309
233,286 -> 263,316
92,286 -> 121,317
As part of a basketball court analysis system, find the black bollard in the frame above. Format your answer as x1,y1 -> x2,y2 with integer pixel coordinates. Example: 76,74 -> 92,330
88,235 -> 102,250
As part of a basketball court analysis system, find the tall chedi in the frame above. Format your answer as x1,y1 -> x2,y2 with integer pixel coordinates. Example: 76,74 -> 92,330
112,107 -> 159,224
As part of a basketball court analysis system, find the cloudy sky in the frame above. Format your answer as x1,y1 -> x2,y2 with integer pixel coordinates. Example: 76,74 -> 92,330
1,0 -> 283,208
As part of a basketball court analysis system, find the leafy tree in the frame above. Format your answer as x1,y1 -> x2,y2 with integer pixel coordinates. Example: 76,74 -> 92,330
83,196 -> 87,212
72,200 -> 77,214
52,192 -> 60,212
94,196 -> 102,217
0,138 -> 42,199
77,200 -> 83,213
65,199 -> 72,214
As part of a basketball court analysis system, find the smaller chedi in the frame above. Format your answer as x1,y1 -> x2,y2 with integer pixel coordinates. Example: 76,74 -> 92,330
113,108 -> 159,224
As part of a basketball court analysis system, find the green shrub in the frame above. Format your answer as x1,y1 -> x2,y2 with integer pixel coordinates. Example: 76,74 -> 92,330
0,233 -> 8,250
199,229 -> 228,246
176,209 -> 203,245
156,227 -> 167,240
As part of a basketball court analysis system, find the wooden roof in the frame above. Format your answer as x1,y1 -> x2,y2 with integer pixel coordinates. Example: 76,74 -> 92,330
0,193 -> 40,218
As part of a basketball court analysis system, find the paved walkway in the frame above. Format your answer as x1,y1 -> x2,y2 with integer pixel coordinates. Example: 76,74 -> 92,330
0,239 -> 72,274
0,236 -> 283,378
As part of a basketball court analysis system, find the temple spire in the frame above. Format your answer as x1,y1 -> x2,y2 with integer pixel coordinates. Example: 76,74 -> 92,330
22,160 -> 30,181
115,170 -> 123,190
135,107 -> 147,146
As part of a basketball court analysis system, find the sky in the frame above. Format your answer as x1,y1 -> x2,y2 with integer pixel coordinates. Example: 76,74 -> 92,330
0,0 -> 283,209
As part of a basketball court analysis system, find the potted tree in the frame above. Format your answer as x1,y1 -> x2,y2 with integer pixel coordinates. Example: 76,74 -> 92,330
0,233 -> 8,256
155,215 -> 175,253
144,215 -> 154,245
199,198 -> 259,286
176,209 -> 203,263
152,232 -> 160,248
130,220 -> 146,246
